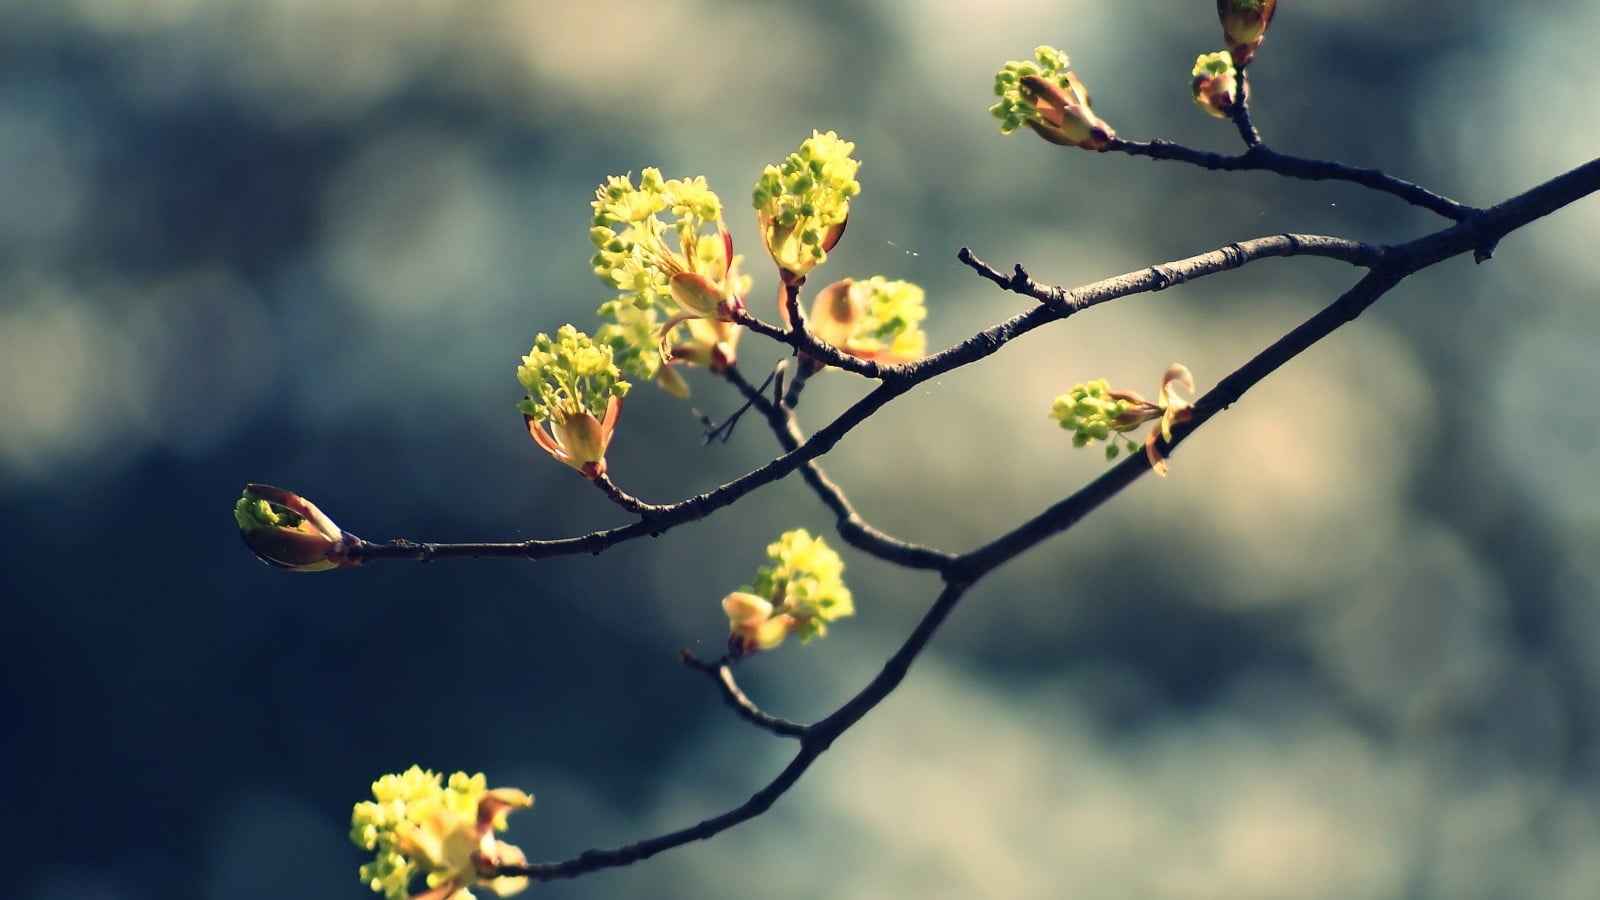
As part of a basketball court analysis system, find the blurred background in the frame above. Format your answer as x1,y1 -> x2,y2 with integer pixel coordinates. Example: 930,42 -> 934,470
4,1 -> 1599,897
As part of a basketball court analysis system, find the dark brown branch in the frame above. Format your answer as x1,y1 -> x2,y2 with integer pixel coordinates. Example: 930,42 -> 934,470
957,232 -> 1378,317
1228,67 -> 1263,149
495,154 -> 1600,884
953,265 -> 1404,581
1106,137 -> 1474,222
678,650 -> 808,738
953,154 -> 1600,579
506,579 -> 974,882
592,473 -> 668,517
736,310 -> 884,378
721,365 -> 955,571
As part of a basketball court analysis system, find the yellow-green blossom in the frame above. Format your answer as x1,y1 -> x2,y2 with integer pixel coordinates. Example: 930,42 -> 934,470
1049,364 -> 1196,475
597,296 -> 739,398
803,277 -> 927,364
752,131 -> 861,281
590,169 -> 749,375
723,529 -> 853,654
1191,51 -> 1241,118
990,46 -> 1115,149
351,766 -> 533,900
516,325 -> 629,478
1050,379 -> 1139,452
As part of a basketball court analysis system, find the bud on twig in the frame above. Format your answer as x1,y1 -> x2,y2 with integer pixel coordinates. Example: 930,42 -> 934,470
1218,0 -> 1277,67
234,483 -> 360,571
1191,52 -> 1243,119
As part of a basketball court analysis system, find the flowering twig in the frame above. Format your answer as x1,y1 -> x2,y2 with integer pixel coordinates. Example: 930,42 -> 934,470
478,154 -> 1600,884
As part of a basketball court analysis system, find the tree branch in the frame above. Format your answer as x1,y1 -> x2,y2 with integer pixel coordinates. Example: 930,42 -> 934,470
1106,138 -> 1475,222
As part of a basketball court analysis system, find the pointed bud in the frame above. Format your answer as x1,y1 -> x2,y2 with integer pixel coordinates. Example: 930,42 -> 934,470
1218,0 -> 1277,67
806,278 -> 863,348
1018,73 -> 1116,150
234,484 -> 360,571
723,591 -> 794,654
670,271 -> 729,320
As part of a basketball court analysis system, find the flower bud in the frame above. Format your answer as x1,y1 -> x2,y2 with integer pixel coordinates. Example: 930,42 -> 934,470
234,484 -> 360,572
1191,52 -> 1242,119
1218,0 -> 1277,67
1019,73 -> 1116,150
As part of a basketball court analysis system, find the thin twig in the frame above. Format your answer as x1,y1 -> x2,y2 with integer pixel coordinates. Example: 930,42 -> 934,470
1106,137 -> 1475,222
678,650 -> 808,738
721,366 -> 955,571
592,473 -> 669,517
1229,67 -> 1263,148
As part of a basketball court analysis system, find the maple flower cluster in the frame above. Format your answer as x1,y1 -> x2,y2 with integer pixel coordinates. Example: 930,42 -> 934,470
512,131 -> 927,477
1049,364 -> 1197,476
723,529 -> 855,654
752,130 -> 861,282
515,324 -> 629,479
351,766 -> 533,900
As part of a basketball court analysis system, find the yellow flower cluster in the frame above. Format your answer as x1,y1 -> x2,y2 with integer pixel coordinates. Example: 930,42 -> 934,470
723,529 -> 854,653
351,766 -> 533,900
590,168 -> 750,389
807,277 -> 928,364
752,130 -> 861,280
516,325 -> 629,478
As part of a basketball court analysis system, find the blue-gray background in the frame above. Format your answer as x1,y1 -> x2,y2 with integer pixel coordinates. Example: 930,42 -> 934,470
5,2 -> 1599,898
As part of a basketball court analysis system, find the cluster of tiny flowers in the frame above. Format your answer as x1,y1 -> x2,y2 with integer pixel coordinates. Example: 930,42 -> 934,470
350,767 -> 531,900
516,325 -> 628,424
752,130 -> 861,278
989,45 -> 1077,134
1050,365 -> 1196,475
588,169 -> 749,388
723,529 -> 855,653
842,277 -> 928,360
1050,379 -> 1143,459
805,277 -> 928,364
590,169 -> 730,310
516,325 -> 628,477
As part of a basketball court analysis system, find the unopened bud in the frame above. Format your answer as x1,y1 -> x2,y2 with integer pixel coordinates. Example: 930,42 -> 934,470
234,484 -> 360,572
1218,0 -> 1277,67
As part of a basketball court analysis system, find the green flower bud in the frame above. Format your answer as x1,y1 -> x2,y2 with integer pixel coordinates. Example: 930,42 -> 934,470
724,529 -> 854,654
234,484 -> 360,572
990,47 -> 1116,150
